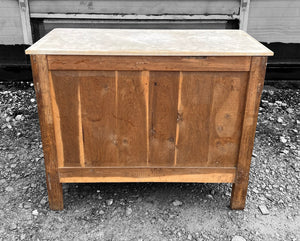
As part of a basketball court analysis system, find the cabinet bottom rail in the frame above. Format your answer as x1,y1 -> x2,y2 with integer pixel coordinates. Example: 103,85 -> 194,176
58,167 -> 236,183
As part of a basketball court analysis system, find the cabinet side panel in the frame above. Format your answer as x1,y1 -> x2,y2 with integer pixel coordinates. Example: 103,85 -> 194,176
148,71 -> 179,166
231,57 -> 268,209
80,71 -> 118,166
50,71 -> 81,167
31,55 -> 63,210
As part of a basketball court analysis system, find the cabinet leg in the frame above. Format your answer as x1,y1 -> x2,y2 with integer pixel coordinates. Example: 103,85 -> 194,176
230,182 -> 248,210
45,171 -> 64,210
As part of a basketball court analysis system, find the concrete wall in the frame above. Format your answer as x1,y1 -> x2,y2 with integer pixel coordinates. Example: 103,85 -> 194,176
0,0 -> 24,44
247,0 -> 300,43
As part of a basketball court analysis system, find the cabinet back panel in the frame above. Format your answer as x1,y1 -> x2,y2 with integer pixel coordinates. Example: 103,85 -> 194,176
50,70 -> 248,168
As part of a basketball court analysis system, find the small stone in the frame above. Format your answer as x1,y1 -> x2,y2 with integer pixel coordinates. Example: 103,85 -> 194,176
187,234 -> 193,240
99,210 -> 105,215
207,194 -> 213,199
277,117 -> 283,123
40,197 -> 47,205
15,115 -> 23,121
106,199 -> 113,206
172,200 -> 183,206
280,136 -> 287,143
125,207 -> 132,216
282,150 -> 289,155
10,223 -> 17,230
232,236 -> 246,241
286,108 -> 293,113
32,210 -> 39,216
30,98 -> 35,103
258,205 -> 270,215
20,234 -> 26,240
5,186 -> 14,192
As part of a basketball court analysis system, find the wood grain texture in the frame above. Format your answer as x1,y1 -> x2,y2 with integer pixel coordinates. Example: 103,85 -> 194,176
50,71 -> 81,167
175,72 -> 213,166
231,57 -> 267,210
207,72 -> 248,167
116,71 -> 148,166
47,56 -> 251,72
31,55 -> 63,210
149,71 -> 179,166
79,71 -> 117,166
29,0 -> 240,15
58,167 -> 236,183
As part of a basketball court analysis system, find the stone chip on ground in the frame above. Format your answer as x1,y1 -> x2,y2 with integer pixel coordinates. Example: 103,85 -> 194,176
232,235 -> 246,241
172,200 -> 183,206
106,199 -> 113,206
258,205 -> 270,215
125,207 -> 132,216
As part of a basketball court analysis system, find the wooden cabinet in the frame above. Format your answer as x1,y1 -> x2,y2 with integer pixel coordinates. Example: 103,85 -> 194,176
26,29 -> 273,210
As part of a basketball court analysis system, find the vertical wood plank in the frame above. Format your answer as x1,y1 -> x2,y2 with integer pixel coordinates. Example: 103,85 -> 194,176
50,71 -> 81,167
207,72 -> 248,167
176,72 -> 213,167
116,71 -> 148,166
31,55 -> 63,210
18,0 -> 33,44
80,71 -> 117,166
231,57 -> 267,210
149,71 -> 179,166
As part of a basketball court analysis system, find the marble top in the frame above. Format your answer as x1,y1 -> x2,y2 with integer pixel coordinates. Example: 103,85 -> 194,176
25,28 -> 273,56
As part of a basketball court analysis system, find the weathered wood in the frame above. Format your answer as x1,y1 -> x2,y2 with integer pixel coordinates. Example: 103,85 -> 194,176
59,167 -> 236,183
230,57 -> 267,210
149,71 -> 179,166
175,72 -> 212,166
27,29 -> 272,210
31,55 -> 63,210
47,56 -> 251,72
0,0 -> 24,44
207,72 -> 248,167
50,71 -> 81,167
247,0 -> 300,43
116,71 -> 148,166
18,0 -> 32,44
79,71 -> 117,166
29,0 -> 240,15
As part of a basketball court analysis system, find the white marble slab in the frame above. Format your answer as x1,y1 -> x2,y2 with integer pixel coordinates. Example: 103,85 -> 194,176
25,29 -> 273,56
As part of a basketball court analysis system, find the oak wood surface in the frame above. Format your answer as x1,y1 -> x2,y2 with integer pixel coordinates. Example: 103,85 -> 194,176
50,71 -> 81,167
30,53 -> 268,210
31,55 -> 63,210
47,56 -> 251,72
58,167 -> 236,183
149,71 -> 179,166
230,57 -> 267,210
49,69 -> 248,168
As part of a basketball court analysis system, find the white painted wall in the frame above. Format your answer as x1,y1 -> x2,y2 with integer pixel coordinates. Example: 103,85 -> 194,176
247,0 -> 300,43
0,0 -> 24,44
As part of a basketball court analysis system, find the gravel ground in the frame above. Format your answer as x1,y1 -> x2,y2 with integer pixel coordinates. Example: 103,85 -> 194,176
0,81 -> 299,241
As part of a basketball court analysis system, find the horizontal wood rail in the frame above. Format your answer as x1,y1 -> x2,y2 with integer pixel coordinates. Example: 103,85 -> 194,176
48,56 -> 251,72
58,167 -> 236,183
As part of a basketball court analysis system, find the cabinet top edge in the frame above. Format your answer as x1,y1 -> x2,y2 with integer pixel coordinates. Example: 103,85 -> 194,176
25,29 -> 274,56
